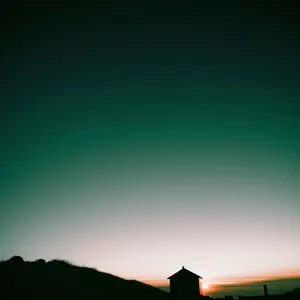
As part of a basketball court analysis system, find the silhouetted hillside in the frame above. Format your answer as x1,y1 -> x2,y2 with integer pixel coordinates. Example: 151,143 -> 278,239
0,256 -> 170,300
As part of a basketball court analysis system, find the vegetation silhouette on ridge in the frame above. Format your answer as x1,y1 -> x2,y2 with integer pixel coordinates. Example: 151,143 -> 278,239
0,256 -> 169,300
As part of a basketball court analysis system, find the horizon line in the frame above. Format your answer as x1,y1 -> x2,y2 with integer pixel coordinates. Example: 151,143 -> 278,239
140,273 -> 300,287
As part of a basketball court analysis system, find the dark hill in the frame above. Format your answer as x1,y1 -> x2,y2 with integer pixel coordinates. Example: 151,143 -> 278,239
0,256 -> 170,300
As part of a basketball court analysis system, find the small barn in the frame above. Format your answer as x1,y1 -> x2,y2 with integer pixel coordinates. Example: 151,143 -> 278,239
167,266 -> 203,299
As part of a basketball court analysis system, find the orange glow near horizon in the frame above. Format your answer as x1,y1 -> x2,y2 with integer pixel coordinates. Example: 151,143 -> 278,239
202,282 -> 210,290
141,273 -> 300,298
141,272 -> 300,289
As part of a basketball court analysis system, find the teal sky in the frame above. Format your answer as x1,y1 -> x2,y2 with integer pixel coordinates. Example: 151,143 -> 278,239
1,3 -> 300,288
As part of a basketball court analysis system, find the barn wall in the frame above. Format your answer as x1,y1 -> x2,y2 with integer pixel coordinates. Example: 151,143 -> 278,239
170,275 -> 200,298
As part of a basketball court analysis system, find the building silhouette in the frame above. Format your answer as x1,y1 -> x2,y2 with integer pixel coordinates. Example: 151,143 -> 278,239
167,266 -> 203,299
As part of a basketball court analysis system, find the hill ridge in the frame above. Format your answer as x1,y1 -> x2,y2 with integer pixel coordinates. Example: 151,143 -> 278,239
0,255 -> 169,300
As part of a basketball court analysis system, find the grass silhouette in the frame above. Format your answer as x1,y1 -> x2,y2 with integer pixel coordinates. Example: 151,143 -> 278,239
0,256 -> 170,300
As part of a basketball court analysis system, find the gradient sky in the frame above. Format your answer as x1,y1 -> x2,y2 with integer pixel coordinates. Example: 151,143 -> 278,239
1,2 -> 300,292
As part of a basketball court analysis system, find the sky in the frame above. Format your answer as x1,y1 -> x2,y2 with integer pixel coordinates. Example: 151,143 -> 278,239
1,2 -> 300,297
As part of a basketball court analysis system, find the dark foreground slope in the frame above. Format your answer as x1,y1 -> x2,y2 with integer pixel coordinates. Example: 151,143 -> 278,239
0,256 -> 170,300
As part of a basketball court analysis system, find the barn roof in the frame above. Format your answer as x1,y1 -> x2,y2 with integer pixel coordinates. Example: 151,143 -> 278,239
167,266 -> 203,279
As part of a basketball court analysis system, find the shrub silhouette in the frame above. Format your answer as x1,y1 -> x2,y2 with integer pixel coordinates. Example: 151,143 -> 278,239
9,255 -> 24,264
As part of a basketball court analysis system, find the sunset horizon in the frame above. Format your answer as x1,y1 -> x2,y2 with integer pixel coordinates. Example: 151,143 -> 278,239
2,255 -> 300,297
147,271 -> 300,297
